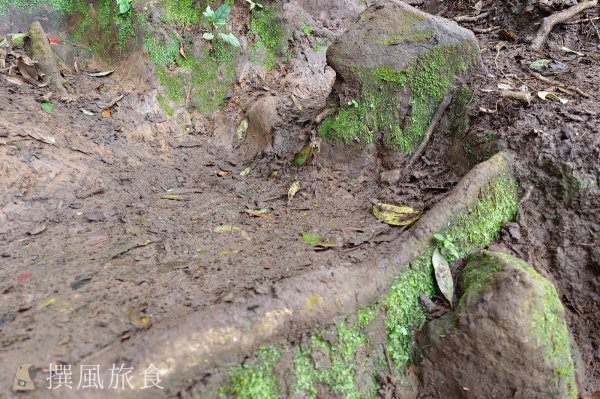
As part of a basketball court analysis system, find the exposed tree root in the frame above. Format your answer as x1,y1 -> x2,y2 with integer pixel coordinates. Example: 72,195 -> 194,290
499,90 -> 533,105
406,92 -> 453,169
531,0 -> 599,51
455,11 -> 490,23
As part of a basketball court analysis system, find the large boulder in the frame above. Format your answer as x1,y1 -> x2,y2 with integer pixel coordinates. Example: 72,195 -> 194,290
321,0 -> 480,155
417,251 -> 579,398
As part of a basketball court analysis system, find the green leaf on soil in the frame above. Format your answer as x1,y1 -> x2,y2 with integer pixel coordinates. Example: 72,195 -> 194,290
40,102 -> 53,113
203,32 -> 214,41
0,32 -> 28,47
529,59 -> 551,70
292,145 -> 314,166
372,203 -> 421,226
302,232 -> 336,248
218,32 -> 241,48
432,247 -> 454,307
117,0 -> 131,15
213,4 -> 232,25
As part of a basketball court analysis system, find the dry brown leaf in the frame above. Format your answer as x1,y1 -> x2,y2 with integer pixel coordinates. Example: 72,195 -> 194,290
102,108 -> 111,118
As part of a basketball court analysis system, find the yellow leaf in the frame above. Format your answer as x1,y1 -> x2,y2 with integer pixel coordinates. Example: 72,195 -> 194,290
102,108 -> 111,118
372,203 -> 421,226
288,181 -> 300,202
37,297 -> 56,310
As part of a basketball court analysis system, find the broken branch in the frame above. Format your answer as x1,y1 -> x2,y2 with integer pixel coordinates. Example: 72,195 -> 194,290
531,0 -> 599,51
455,11 -> 489,23
406,92 -> 453,168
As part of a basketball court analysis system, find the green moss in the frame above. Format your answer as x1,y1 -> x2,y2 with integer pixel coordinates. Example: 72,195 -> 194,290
161,0 -> 203,27
384,251 -> 436,368
384,175 -> 517,370
319,45 -> 477,154
293,321 -> 375,399
461,252 -> 577,398
379,29 -> 433,45
220,347 -> 281,399
157,94 -> 174,117
444,176 -> 518,258
145,32 -> 180,66
0,0 -> 87,14
250,5 -> 287,71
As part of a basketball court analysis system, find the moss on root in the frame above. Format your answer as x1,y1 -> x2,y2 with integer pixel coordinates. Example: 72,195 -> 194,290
220,347 -> 281,399
218,173 -> 518,396
319,45 -> 477,154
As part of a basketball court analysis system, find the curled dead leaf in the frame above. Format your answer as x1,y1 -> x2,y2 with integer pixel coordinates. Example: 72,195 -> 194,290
372,202 -> 421,227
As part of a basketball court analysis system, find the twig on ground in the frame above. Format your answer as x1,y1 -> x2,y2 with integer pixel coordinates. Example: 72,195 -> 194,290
406,92 -> 453,168
499,90 -> 533,105
472,26 -> 498,33
405,0 -> 424,5
564,15 -> 599,24
531,72 -> 591,98
454,11 -> 489,23
531,0 -> 599,51
589,14 -> 600,41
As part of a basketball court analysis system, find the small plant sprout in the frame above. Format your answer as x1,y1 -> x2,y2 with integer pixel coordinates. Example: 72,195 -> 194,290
433,233 -> 460,261
245,0 -> 264,10
202,4 -> 241,48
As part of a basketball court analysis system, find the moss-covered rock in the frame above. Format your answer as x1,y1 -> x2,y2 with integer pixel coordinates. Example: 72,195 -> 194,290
418,251 -> 578,399
322,0 -> 480,154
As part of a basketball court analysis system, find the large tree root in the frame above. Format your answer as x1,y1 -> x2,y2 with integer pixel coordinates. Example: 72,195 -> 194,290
26,21 -> 68,96
531,0 -> 599,51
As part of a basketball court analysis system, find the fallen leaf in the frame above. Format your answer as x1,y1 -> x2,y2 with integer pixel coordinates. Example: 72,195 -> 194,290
560,46 -> 584,57
530,59 -> 551,70
240,166 -> 252,177
17,272 -> 32,283
537,91 -> 569,104
245,208 -> 274,219
293,145 -> 314,166
432,248 -> 454,306
160,193 -> 185,200
288,181 -> 300,202
37,297 -> 56,310
102,108 -> 111,118
372,202 -> 421,226
48,38 -> 59,45
5,75 -> 26,85
497,29 -> 516,41
179,43 -> 187,59
214,225 -> 250,240
217,169 -> 229,177
302,232 -> 336,248
40,102 -> 53,113
0,32 -> 27,47
234,118 -> 248,147
85,70 -> 114,77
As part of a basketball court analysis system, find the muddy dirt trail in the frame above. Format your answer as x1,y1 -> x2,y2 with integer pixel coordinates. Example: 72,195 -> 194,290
1,0 -> 600,397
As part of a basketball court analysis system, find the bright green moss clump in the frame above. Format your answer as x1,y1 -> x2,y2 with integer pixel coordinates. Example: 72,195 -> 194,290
319,45 -> 477,154
294,321 -> 378,399
250,5 -> 287,71
220,347 -> 281,399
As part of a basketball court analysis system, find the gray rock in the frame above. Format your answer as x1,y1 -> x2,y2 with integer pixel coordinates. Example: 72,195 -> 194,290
322,0 -> 480,155
417,251 -> 579,399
